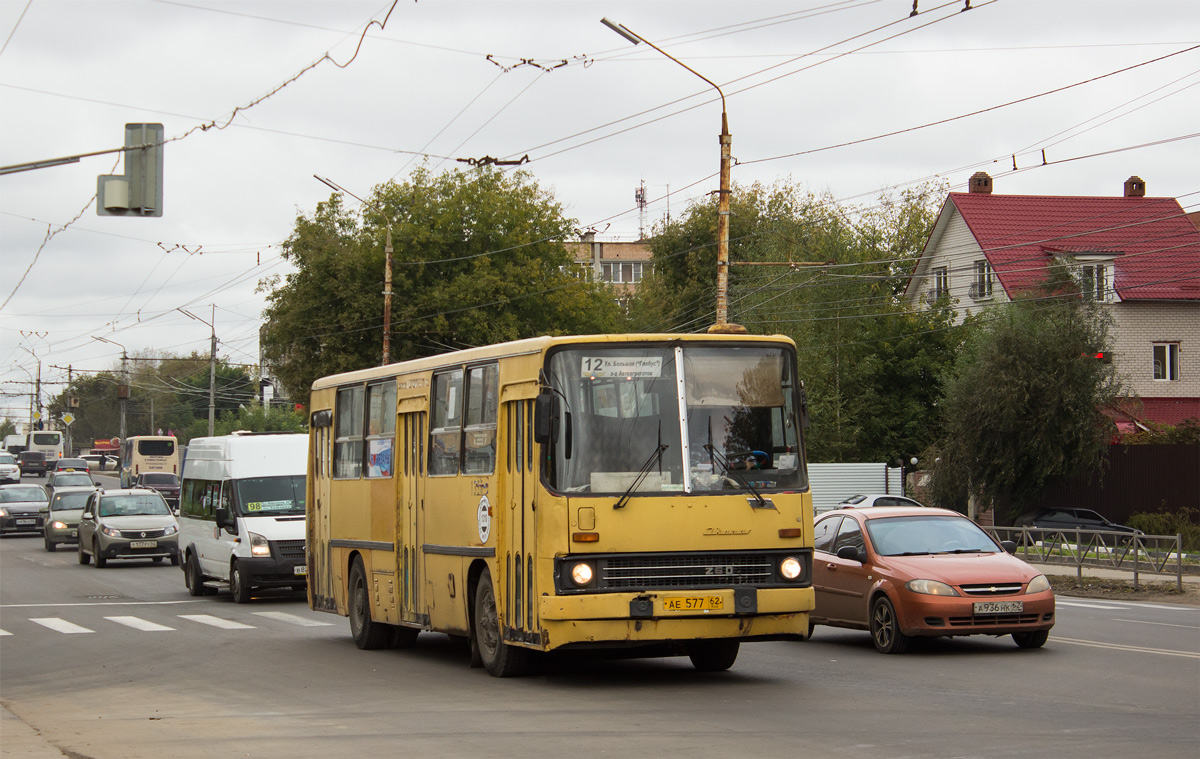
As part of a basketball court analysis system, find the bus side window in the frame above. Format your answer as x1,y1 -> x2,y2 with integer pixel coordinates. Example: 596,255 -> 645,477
464,364 -> 498,475
430,369 -> 463,475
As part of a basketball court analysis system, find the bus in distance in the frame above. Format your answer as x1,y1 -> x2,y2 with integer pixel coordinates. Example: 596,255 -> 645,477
24,430 -> 63,460
120,435 -> 179,488
306,333 -> 815,676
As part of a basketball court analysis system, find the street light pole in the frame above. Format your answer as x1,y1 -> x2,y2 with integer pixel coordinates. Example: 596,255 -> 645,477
601,18 -> 739,332
92,336 -> 128,447
315,175 -> 395,365
178,308 -> 218,436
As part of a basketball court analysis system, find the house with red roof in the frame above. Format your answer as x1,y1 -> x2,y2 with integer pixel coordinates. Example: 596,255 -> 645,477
904,173 -> 1200,429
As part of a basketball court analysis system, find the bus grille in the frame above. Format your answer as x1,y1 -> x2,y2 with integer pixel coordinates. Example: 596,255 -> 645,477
274,539 -> 306,560
555,550 -> 811,594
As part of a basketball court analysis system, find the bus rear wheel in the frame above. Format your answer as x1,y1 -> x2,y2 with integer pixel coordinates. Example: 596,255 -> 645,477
473,570 -> 530,677
688,640 -> 740,672
348,557 -> 388,650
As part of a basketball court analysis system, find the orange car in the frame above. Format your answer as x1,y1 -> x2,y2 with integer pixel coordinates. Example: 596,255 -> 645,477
810,506 -> 1054,653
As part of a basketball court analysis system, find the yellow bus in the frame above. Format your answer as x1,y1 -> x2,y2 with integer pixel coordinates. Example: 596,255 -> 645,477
306,333 -> 814,676
120,435 -> 180,488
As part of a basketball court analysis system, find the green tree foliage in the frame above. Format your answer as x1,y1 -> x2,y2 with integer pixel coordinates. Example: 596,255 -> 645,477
46,372 -> 122,450
179,403 -> 305,445
931,267 -> 1120,517
630,180 -> 956,464
0,418 -> 16,439
260,166 -> 625,400
1119,418 -> 1200,445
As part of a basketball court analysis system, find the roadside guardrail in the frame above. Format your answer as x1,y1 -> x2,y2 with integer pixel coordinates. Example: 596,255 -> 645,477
984,526 -> 1188,592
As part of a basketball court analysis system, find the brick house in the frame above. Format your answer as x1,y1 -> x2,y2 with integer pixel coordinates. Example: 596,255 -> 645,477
903,173 -> 1200,429
563,231 -> 653,297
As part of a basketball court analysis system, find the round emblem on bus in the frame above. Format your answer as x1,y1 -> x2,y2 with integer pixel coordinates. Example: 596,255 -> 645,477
477,496 -> 491,543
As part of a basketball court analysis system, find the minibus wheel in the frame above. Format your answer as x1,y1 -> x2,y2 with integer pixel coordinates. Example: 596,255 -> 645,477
230,560 -> 253,604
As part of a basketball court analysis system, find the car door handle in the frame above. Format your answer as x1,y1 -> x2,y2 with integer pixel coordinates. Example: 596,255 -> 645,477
826,563 -> 837,570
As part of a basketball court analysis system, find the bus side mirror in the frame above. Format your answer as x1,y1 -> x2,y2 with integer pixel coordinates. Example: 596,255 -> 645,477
534,394 -> 558,445
215,508 -> 237,535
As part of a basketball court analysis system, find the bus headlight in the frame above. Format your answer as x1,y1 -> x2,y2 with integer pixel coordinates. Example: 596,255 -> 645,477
248,531 -> 271,557
780,556 -> 803,581
569,562 -> 594,587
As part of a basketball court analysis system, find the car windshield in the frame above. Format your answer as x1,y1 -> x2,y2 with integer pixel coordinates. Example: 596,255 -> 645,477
1,487 -> 46,503
234,475 -> 306,516
98,494 -> 170,517
53,474 -> 92,487
141,473 -> 179,486
58,459 -> 87,469
865,515 -> 1001,556
0,453 -> 16,464
52,492 -> 91,510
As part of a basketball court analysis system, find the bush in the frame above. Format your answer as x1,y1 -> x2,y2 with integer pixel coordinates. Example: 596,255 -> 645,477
1127,507 -> 1200,552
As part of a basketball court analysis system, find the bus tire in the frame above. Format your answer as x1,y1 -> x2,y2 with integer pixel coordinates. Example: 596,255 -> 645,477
230,560 -> 253,604
348,557 -> 388,650
473,570 -> 530,677
688,640 -> 740,672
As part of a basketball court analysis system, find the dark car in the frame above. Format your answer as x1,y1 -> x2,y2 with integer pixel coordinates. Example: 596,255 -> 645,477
134,472 -> 180,510
0,483 -> 49,535
1012,508 -> 1142,546
17,451 -> 48,477
54,457 -> 91,473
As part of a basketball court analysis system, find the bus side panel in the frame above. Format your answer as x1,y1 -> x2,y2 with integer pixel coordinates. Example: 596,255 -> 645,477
422,474 -> 476,636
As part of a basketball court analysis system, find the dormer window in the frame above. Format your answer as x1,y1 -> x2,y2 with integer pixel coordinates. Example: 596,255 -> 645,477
1080,263 -> 1108,302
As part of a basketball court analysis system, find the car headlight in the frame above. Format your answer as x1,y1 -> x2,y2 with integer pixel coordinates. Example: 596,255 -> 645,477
0,507 -> 8,517
161,524 -> 178,536
779,556 -> 804,581
905,579 -> 959,596
248,531 -> 271,557
101,525 -> 122,538
569,561 -> 594,587
51,521 -> 68,530
1025,574 -> 1051,594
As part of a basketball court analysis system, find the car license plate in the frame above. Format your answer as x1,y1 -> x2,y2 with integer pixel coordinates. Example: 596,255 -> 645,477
293,565 -> 308,576
663,595 -> 724,612
129,540 -> 158,549
16,519 -> 36,525
974,600 -> 1023,614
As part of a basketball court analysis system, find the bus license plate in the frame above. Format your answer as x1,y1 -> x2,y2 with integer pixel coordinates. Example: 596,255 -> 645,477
974,601 -> 1023,614
130,540 -> 157,549
663,596 -> 723,612
293,565 -> 308,576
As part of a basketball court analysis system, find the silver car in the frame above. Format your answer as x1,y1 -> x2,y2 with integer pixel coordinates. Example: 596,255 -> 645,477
0,483 -> 48,535
42,485 -> 95,551
77,488 -> 180,567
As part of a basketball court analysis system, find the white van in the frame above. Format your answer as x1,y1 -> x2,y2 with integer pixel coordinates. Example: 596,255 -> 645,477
178,432 -> 308,603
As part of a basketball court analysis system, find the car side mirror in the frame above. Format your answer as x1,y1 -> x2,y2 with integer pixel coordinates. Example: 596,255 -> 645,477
39,506 -> 48,514
1000,540 -> 1017,554
82,511 -> 93,520
836,545 -> 865,563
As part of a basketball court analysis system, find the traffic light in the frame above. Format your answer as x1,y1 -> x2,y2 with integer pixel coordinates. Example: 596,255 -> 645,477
98,123 -> 164,217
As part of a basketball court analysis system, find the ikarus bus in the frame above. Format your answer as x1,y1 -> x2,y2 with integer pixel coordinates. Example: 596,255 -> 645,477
306,333 -> 814,676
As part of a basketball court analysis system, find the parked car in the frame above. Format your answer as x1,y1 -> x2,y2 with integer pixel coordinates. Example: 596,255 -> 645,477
836,494 -> 928,510
0,483 -> 49,535
77,488 -> 180,567
17,450 -> 48,477
45,470 -> 96,491
41,485 -> 95,551
1012,508 -> 1142,546
54,457 -> 91,473
81,454 -> 115,471
0,451 -> 21,484
133,472 -> 181,511
810,506 -> 1055,653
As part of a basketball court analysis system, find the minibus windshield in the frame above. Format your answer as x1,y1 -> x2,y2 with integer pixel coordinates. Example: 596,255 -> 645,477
234,475 -> 306,516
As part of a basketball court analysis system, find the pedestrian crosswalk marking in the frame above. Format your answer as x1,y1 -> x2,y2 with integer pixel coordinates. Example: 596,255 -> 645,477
251,611 -> 334,627
31,618 -> 93,634
177,614 -> 255,630
106,616 -> 175,632
0,629 -> 10,636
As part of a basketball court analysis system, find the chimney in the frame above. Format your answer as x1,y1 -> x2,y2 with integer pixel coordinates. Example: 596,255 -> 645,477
1124,176 -> 1146,198
580,230 -> 596,243
968,171 -> 993,194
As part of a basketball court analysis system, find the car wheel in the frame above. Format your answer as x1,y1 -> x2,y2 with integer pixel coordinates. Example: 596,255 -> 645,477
688,640 -> 740,672
348,557 -> 389,650
230,560 -> 252,604
44,536 -> 55,552
170,553 -> 180,567
152,556 -> 163,563
93,539 -> 107,568
870,595 -> 908,654
1012,629 -> 1049,649
473,569 -> 530,677
78,540 -> 90,565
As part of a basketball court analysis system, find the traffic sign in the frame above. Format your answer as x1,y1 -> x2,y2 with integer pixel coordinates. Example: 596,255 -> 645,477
62,413 -> 75,426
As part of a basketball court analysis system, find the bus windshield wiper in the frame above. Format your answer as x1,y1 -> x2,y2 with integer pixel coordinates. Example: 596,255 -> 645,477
613,443 -> 668,509
703,444 -> 770,509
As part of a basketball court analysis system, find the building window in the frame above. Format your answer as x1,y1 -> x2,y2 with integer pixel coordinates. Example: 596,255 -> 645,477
1153,343 -> 1179,381
932,266 -> 949,300
601,261 -> 643,284
1080,264 -> 1108,302
970,260 -> 993,300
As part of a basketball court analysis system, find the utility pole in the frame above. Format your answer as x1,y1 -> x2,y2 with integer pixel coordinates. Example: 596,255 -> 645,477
178,307 -> 218,436
92,336 -> 128,450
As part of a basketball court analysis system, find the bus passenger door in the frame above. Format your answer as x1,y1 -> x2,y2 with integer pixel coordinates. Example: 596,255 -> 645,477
504,399 -> 539,643
398,410 -> 426,626
309,420 -> 335,610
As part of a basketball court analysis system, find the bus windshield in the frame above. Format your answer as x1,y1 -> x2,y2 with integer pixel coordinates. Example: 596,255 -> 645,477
234,475 -> 306,516
544,344 -> 805,495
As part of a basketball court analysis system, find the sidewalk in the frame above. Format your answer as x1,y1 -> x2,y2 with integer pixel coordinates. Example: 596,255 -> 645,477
1024,561 -> 1200,585
1,704 -> 66,758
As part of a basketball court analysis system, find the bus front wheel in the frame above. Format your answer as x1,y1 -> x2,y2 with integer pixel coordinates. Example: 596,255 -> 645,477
473,570 -> 530,677
348,558 -> 388,650
688,639 -> 740,672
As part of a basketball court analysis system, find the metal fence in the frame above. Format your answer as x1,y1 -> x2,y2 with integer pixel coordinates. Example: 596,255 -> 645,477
984,526 -> 1188,592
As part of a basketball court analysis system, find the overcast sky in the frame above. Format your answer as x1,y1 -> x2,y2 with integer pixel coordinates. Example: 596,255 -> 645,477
1,0 -> 1197,425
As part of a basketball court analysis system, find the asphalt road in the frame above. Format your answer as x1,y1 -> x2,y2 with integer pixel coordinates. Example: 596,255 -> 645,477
2,477 -> 1198,759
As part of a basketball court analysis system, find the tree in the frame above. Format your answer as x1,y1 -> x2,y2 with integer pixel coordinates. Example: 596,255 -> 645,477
0,418 -> 16,440
260,166 -> 625,400
178,403 -> 305,445
930,266 -> 1120,517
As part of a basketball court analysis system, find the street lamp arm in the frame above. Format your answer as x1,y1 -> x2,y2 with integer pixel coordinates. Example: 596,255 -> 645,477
599,18 -> 727,117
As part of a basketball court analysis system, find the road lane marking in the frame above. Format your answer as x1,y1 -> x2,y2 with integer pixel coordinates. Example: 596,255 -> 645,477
177,614 -> 255,630
105,616 -> 175,632
1053,636 -> 1200,658
30,618 -> 93,634
0,629 -> 10,636
1,601 -> 202,608
1056,601 -> 1128,609
1113,618 -> 1200,630
251,611 -> 334,627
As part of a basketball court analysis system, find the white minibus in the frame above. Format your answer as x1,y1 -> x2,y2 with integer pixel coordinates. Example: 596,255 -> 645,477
178,432 -> 307,602
25,431 -> 64,460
